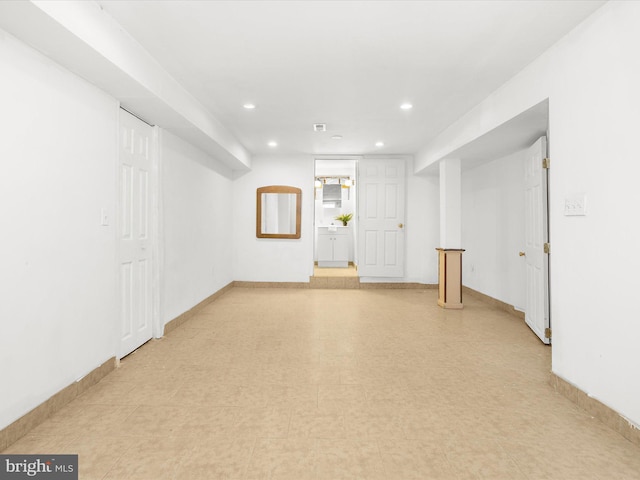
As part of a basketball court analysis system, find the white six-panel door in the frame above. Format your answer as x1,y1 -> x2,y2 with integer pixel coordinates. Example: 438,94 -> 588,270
524,136 -> 550,344
118,109 -> 155,358
357,158 -> 406,277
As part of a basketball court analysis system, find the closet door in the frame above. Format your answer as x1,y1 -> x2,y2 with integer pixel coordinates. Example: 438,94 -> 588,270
118,109 -> 156,357
524,137 -> 550,344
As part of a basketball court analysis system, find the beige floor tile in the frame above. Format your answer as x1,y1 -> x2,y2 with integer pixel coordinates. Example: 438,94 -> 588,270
264,384 -> 318,409
318,384 -> 367,410
232,407 -> 291,438
378,438 -> 458,480
176,406 -> 238,438
313,265 -> 358,277
113,405 -> 219,438
246,438 -> 316,480
2,434 -> 72,454
363,385 -> 417,410
288,409 -> 346,439
174,437 -> 255,480
3,288 -> 640,480
62,435 -> 135,479
316,438 -> 386,480
401,406 -> 468,445
344,411 -> 405,439
102,436 -> 193,480
169,382 -> 244,407
445,437 -> 527,479
28,403 -> 137,437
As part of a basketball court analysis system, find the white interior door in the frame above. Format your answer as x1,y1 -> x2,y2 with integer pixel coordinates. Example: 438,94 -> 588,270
118,109 -> 156,358
357,158 -> 406,277
524,136 -> 550,344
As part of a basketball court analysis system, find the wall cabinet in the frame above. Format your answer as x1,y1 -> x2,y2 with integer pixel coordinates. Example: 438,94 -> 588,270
318,227 -> 349,267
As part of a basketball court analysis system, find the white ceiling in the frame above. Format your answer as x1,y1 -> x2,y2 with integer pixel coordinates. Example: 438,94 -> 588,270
97,0 -> 605,157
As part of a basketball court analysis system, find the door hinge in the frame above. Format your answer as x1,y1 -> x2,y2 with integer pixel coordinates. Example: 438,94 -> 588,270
545,328 -> 552,339
544,243 -> 550,254
542,158 -> 550,169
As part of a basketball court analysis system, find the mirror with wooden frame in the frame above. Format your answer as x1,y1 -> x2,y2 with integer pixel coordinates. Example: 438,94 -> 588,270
256,185 -> 302,239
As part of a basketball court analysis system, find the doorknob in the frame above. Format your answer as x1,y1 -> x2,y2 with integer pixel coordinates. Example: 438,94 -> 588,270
519,251 -> 526,257
398,223 -> 404,229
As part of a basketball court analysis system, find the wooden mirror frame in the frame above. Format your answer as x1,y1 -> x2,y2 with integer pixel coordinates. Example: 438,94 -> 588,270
256,185 -> 302,239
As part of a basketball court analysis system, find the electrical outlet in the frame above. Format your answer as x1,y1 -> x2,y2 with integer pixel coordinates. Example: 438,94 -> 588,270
564,193 -> 587,216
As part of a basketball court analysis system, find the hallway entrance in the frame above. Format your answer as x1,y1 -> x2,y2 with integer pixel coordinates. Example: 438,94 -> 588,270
313,159 -> 358,285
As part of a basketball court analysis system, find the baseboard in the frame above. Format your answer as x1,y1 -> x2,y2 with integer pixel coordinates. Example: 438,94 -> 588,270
359,282 -> 437,289
163,281 -> 235,335
310,276 -> 436,289
462,286 -> 525,320
0,357 -> 116,451
311,276 -> 358,289
313,261 -> 356,267
232,281 -> 310,289
549,372 -> 640,447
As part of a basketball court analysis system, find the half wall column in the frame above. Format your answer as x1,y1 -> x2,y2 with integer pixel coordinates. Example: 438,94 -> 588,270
437,158 -> 465,309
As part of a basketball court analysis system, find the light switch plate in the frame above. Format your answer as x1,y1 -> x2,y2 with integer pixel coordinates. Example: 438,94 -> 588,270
564,193 -> 587,216
100,208 -> 110,226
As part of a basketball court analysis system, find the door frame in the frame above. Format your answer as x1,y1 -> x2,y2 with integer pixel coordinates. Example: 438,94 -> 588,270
116,106 -> 162,359
313,156 -> 360,270
524,135 -> 551,344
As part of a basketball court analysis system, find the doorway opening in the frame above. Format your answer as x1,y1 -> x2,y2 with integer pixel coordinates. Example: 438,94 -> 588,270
453,99 -> 550,343
312,159 -> 359,283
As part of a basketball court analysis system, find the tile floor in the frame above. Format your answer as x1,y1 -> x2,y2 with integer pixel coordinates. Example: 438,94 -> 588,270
4,288 -> 640,479
313,265 -> 358,277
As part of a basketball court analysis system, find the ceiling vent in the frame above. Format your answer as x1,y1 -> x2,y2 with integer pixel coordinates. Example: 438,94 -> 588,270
313,123 -> 327,132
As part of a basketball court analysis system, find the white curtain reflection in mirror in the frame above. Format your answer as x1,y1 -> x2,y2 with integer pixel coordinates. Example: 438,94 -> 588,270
261,193 -> 297,235
256,185 -> 301,239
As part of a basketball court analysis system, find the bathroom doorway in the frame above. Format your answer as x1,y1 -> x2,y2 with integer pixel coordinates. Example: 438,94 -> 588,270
313,159 -> 359,283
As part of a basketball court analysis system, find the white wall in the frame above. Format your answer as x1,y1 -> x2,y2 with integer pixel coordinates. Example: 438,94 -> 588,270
232,155 -> 439,285
0,29 -> 239,430
417,1 -> 640,426
232,155 -> 315,282
160,131 -> 234,323
547,1 -> 640,427
405,165 -> 440,285
0,32 -> 118,429
462,150 -> 526,309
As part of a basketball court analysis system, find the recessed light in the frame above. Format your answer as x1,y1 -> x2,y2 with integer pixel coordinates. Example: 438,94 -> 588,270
400,103 -> 413,110
375,141 -> 384,147
331,135 -> 343,140
243,103 -> 256,109
267,141 -> 278,147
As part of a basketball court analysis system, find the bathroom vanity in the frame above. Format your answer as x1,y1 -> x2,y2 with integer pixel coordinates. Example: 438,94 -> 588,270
317,226 -> 350,267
